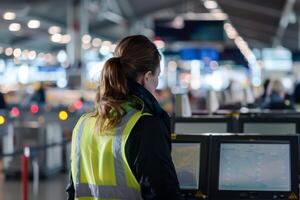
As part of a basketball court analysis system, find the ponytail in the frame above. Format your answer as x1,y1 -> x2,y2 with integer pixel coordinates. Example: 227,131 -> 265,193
93,57 -> 129,133
101,57 -> 128,98
93,35 -> 161,134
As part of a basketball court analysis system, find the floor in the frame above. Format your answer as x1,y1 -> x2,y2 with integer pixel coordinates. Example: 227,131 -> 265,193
0,172 -> 69,200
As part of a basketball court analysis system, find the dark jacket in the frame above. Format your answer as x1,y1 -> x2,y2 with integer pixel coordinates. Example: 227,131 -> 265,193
0,92 -> 6,109
66,80 -> 182,200
261,92 -> 294,110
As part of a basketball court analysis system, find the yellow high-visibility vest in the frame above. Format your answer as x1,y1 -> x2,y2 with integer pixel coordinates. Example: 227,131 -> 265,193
71,106 -> 148,200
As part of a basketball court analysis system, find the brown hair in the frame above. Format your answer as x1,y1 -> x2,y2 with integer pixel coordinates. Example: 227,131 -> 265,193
93,35 -> 160,133
267,79 -> 285,97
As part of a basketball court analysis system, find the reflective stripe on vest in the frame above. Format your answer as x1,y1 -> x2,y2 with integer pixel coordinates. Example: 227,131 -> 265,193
74,109 -> 142,199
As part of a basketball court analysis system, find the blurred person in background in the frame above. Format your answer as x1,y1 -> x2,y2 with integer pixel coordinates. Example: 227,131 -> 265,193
261,79 -> 294,110
66,35 -> 182,200
31,82 -> 46,105
260,78 -> 270,101
0,89 -> 7,109
293,78 -> 300,107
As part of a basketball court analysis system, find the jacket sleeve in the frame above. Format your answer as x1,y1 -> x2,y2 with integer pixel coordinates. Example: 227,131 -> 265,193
66,171 -> 75,200
128,115 -> 183,200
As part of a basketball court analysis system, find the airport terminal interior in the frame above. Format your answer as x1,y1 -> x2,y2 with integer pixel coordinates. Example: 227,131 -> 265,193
1,0 -> 300,199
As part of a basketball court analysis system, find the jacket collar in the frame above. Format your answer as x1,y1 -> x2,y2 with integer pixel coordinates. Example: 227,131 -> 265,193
127,80 -> 171,133
127,80 -> 163,116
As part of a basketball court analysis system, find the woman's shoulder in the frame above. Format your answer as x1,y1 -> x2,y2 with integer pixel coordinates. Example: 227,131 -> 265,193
138,114 -> 162,123
134,114 -> 170,136
129,114 -> 172,150
74,112 -> 96,127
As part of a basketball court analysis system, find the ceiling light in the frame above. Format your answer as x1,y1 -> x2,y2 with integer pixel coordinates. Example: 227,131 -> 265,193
28,50 -> 37,60
82,34 -> 91,44
5,47 -> 13,56
48,26 -> 61,34
3,12 -> 16,20
61,34 -> 71,44
27,20 -> 40,29
92,38 -> 102,47
9,23 -> 21,32
204,0 -> 218,9
51,34 -> 62,43
13,48 -> 22,57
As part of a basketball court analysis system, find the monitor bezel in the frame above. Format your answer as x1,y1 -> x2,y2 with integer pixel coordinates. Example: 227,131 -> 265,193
210,135 -> 299,200
172,134 -> 210,198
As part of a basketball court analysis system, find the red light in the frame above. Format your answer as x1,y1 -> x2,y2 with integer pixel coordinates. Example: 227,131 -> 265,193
30,104 -> 39,114
11,107 -> 20,117
74,100 -> 83,110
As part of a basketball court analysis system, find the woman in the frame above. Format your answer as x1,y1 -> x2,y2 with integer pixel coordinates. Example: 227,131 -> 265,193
66,35 -> 182,199
261,79 -> 294,110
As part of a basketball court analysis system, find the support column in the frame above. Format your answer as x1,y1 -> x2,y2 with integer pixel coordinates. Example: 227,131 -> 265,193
273,0 -> 295,47
298,17 -> 300,49
66,0 -> 89,89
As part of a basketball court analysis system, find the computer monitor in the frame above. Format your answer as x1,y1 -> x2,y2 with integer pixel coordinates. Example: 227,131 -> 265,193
173,116 -> 233,134
219,143 -> 291,191
262,48 -> 292,72
239,116 -> 300,134
171,135 -> 210,199
172,143 -> 201,189
243,123 -> 296,134
210,135 -> 299,200
154,19 -> 224,42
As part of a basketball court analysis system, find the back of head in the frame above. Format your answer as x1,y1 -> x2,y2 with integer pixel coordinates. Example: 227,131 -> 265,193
94,35 -> 160,133
267,79 -> 285,97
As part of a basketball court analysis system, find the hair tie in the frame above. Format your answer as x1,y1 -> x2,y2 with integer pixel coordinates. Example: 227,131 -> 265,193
113,56 -> 121,63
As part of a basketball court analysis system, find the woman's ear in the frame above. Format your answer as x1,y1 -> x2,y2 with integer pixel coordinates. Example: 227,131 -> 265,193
142,71 -> 152,85
136,71 -> 152,86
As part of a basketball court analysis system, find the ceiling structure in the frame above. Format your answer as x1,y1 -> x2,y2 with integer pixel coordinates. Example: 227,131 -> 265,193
0,0 -> 299,53
218,0 -> 300,50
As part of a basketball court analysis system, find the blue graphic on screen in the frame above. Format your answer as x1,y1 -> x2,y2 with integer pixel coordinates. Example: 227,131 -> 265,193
219,143 -> 291,191
171,143 -> 200,189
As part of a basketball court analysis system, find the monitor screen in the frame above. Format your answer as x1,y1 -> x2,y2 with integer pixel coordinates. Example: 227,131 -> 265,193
175,122 -> 227,134
154,19 -> 224,42
243,123 -> 296,134
219,143 -> 291,191
262,48 -> 292,71
171,143 -> 201,189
